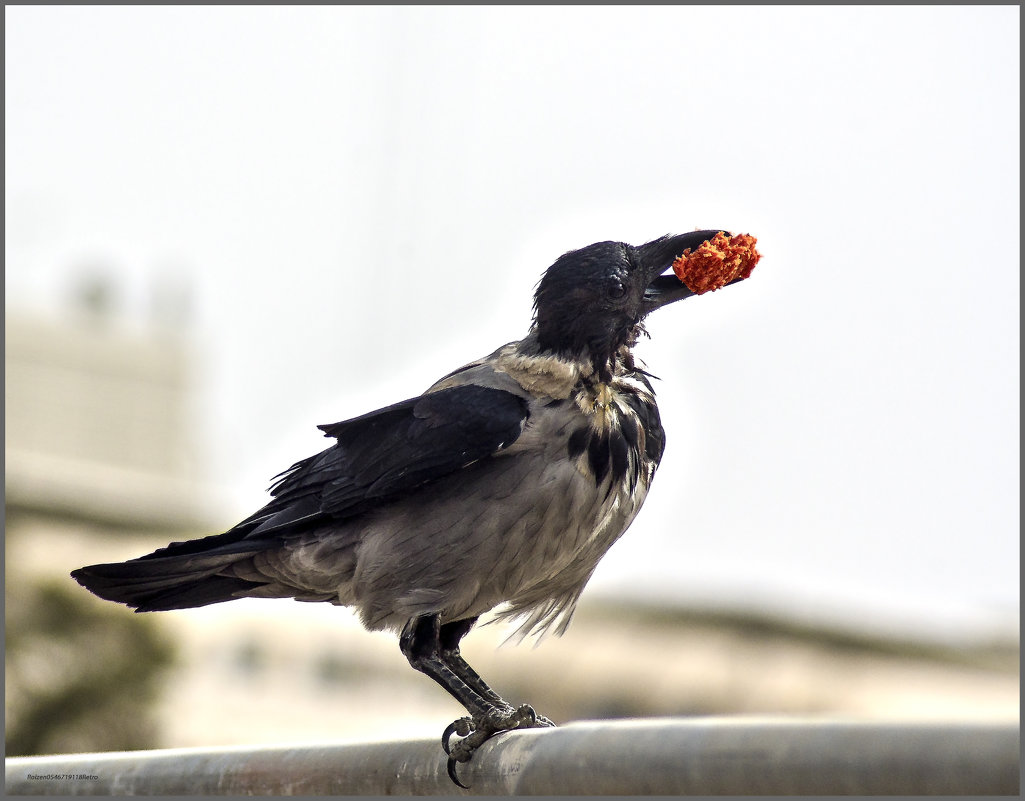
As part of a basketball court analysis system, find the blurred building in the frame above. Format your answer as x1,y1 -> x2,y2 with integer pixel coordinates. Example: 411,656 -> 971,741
4,288 -> 214,756
5,309 -> 208,535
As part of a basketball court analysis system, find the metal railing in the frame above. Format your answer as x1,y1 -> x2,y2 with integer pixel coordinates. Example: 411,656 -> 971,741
5,717 -> 1019,795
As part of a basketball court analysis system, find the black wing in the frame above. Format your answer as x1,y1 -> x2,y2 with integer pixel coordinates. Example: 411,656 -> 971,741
71,384 -> 530,610
259,383 -> 529,529
153,383 -> 530,557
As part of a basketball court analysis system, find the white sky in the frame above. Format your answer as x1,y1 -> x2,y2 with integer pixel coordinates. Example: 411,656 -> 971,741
5,6 -> 1020,642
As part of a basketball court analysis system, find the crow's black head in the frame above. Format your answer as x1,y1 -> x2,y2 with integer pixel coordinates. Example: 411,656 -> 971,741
532,230 -> 734,371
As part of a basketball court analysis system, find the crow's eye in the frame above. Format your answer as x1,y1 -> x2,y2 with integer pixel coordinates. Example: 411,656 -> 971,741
607,279 -> 627,300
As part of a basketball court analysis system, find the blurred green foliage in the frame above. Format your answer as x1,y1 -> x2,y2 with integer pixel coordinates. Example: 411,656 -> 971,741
6,577 -> 176,756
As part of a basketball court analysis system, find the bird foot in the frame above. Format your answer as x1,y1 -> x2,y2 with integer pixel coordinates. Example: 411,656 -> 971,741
444,705 -> 555,788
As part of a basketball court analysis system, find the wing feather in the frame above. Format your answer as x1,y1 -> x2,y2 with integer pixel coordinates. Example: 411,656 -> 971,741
255,383 -> 529,531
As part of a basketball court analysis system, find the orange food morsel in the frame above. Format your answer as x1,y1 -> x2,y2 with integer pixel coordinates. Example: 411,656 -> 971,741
671,231 -> 761,295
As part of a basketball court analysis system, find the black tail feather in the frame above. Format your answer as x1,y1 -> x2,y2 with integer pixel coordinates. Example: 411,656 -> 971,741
71,551 -> 265,612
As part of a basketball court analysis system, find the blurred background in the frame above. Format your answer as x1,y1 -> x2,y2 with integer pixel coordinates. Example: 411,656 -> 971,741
5,6 -> 1018,756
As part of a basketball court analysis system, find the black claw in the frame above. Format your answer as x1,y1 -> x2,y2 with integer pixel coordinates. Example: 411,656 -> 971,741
442,720 -> 460,755
447,756 -> 470,789
442,716 -> 472,755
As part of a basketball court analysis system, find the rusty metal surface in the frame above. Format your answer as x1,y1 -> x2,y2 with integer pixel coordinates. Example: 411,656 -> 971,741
5,717 -> 1020,796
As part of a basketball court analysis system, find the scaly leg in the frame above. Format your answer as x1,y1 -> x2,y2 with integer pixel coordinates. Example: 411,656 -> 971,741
439,617 -> 555,730
400,615 -> 555,787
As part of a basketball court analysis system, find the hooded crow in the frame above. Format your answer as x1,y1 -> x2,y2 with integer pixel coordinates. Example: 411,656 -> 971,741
72,229 -> 756,785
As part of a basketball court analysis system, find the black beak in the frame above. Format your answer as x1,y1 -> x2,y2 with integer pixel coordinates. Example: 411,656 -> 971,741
637,229 -> 747,316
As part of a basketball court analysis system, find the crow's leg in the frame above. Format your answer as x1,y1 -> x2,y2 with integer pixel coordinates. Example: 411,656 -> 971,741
436,617 -> 512,712
439,617 -> 555,728
400,615 -> 554,787
400,615 -> 499,720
